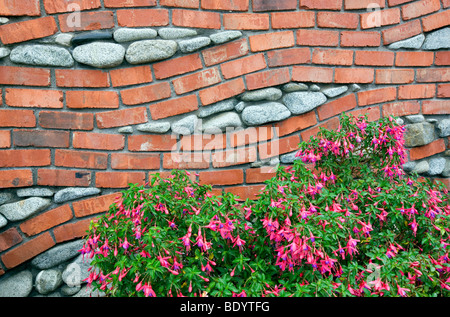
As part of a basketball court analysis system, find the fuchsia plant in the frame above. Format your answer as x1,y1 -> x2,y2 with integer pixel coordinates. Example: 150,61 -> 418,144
81,113 -> 450,297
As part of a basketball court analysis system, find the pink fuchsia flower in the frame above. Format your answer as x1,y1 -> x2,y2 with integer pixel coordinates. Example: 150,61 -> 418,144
142,283 -> 156,297
397,284 -> 410,297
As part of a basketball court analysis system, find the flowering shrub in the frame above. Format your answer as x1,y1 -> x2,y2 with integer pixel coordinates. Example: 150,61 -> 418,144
81,113 -> 450,297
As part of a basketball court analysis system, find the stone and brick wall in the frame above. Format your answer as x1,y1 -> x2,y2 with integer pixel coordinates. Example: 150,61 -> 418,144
0,0 -> 449,296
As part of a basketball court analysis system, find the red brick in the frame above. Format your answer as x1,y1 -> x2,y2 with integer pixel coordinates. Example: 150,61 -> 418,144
395,51 -> 434,67
0,110 -> 35,128
59,11 -> 114,32
117,9 -> 169,27
0,228 -> 23,252
153,54 -> 202,80
96,172 -> 146,188
0,131 -> 10,148
382,101 -> 420,117
443,0 -> 450,8
388,0 -> 414,6
409,139 -> 446,160
160,0 -> 199,7
66,91 -> 119,109
43,0 -> 101,13
402,0 -> 441,20
259,135 -> 300,160
296,29 -> 339,47
382,20 -> 422,45
245,68 -> 291,90
223,13 -> 269,30
398,84 -> 435,100
437,84 -> 450,97
55,69 -> 110,88
436,52 -> 450,66
221,54 -> 267,79
202,38 -> 249,67
121,82 -> 171,105
300,0 -> 342,10
104,0 -> 156,7
199,169 -> 243,186
422,100 -> 450,114
292,66 -> 334,83
317,12 -> 358,29
95,107 -> 148,129
0,66 -> 50,87
416,69 -> 450,83
55,149 -> 108,169
301,117 -> 340,142
53,218 -> 95,243
73,132 -> 125,151
317,94 -> 357,121
13,130 -> 69,148
275,112 -> 317,137
357,87 -> 397,106
173,68 -> 221,95
109,66 -> 152,87
0,0 -> 40,16
0,149 -> 51,167
39,111 -> 94,130
72,193 -> 120,217
150,94 -> 199,119
253,0 -> 297,11
267,48 -> 311,67
180,134 -> 227,151
360,8 -> 400,29
249,31 -> 294,52
212,146 -> 257,168
20,205 -> 73,237
0,170 -> 33,188
111,153 -> 160,170
148,171 -> 197,184
345,0 -> 385,9
128,134 -> 178,152
375,69 -> 415,84
5,88 -> 63,109
335,68 -> 374,83
355,51 -> 395,66
340,31 -> 381,47
229,126 -> 274,147
38,169 -> 91,187
202,0 -> 249,11
312,48 -> 354,66
163,152 -> 210,169
271,11 -> 315,29
1,232 -> 55,269
349,106 -> 381,122
0,17 -> 57,44
172,9 -> 221,29
246,167 -> 277,184
225,185 -> 265,200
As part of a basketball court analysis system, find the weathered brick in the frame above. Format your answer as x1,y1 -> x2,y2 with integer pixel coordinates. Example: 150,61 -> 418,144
253,0 -> 297,11
0,17 -> 57,44
416,69 -> 450,82
20,205 -> 73,237
180,134 -> 227,151
1,232 -> 55,269
0,131 -> 10,148
150,94 -> 199,119
345,0 -> 385,9
202,0 -> 249,11
53,218 -> 94,243
258,135 -> 300,160
0,149 -> 51,167
96,172 -> 146,188
121,82 -> 171,105
388,0 -> 414,5
357,87 -> 397,106
395,51 -> 434,67
163,152 -> 210,169
223,13 -> 269,30
0,66 -> 50,87
375,69 -> 415,84
422,100 -> 450,114
292,66 -> 334,83
172,9 -> 221,29
271,11 -> 315,29
360,8 -> 400,29
275,112 -> 317,137
59,11 -> 114,32
317,94 -> 357,121
355,51 -> 395,66
0,110 -> 35,128
39,111 -> 94,130
44,0 -> 101,13
55,149 -> 108,170
245,68 -> 291,90
0,0 -> 40,16
117,9 -> 169,27
398,84 -> 435,100
436,52 -> 450,66
301,117 -> 340,142
382,101 -> 420,117
437,84 -> 450,97
66,91 -> 119,109
212,146 -> 257,168
317,12 -> 358,29
202,38 -> 249,67
267,48 -> 311,67
402,0 -> 441,20
173,68 -> 222,95
111,153 -> 160,170
249,31 -> 294,52
382,20 -> 422,45
96,106 -> 148,129
312,48 -> 354,66
296,29 -> 339,47
246,167 -> 277,184
409,139 -> 446,160
335,68 -> 374,83
341,31 -> 381,47
73,132 -> 125,151
199,169 -> 243,186
104,0 -> 156,7
128,134 -> 178,152
0,228 -> 23,252
160,0 -> 199,7
221,54 -> 267,79
72,193 -> 119,217
224,185 -> 264,201
38,169 -> 91,187
349,106 -> 381,122
0,170 -> 33,188
229,126 -> 274,147
153,54 -> 203,80
300,0 -> 342,10
109,66 -> 152,87
55,69 -> 110,88
5,88 -> 63,109
13,130 -> 70,148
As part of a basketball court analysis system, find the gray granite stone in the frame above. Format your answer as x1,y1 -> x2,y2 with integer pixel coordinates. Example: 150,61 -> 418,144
210,31 -> 242,44
428,157 -> 446,176
198,99 -> 237,118
158,28 -> 197,39
55,33 -> 73,46
240,88 -> 282,102
282,91 -> 327,115
0,47 -> 10,59
412,160 -> 429,174
388,34 -> 425,50
405,115 -> 425,124
73,42 -> 125,68
0,270 -> 33,297
178,37 -> 211,53
309,84 -> 321,92
201,112 -> 243,133
437,119 -> 450,137
0,192 -> 13,205
402,161 -> 416,173
282,83 -> 308,92
0,197 -> 51,221
322,86 -> 348,98
242,102 -> 291,126
10,45 -> 74,67
442,159 -> 450,177
280,151 -> 301,164
35,269 -> 63,295
113,28 -> 157,43
0,214 -> 7,228
118,126 -> 133,134
17,188 -> 54,198
31,240 -> 85,270
422,27 -> 450,50
171,115 -> 199,135
137,121 -> 171,133
404,122 -> 435,147
71,32 -> 113,46
62,254 -> 93,288
350,84 -> 361,91
125,39 -> 177,64
54,187 -> 101,204
235,101 -> 246,113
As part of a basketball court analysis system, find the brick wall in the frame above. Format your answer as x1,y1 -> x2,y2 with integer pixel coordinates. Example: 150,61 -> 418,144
0,0 -> 449,281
